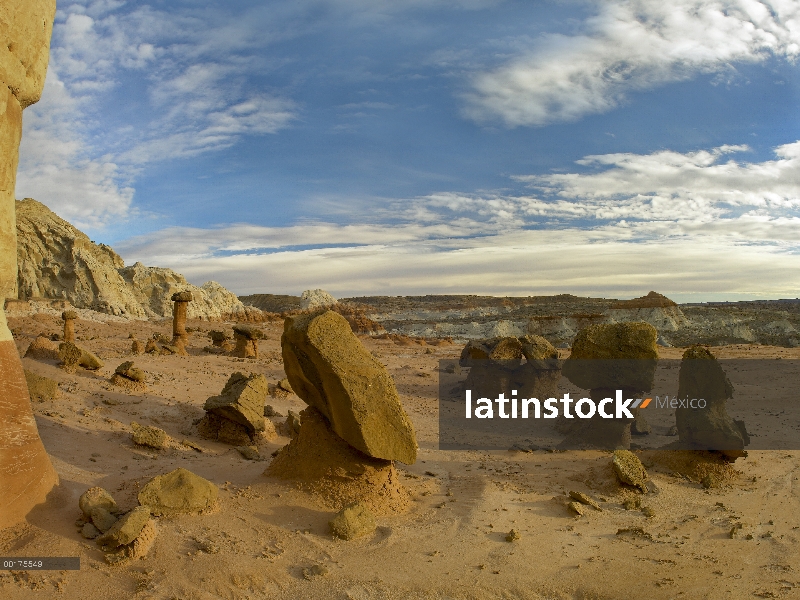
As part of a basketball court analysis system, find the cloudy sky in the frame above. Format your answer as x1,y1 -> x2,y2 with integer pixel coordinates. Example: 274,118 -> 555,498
16,0 -> 800,301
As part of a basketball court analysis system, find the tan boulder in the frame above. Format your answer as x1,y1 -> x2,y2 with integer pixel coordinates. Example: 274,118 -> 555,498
23,369 -> 59,402
282,310 -> 417,464
676,345 -> 747,459
563,322 -> 658,391
203,372 -> 267,434
137,468 -> 218,516
24,335 -> 58,360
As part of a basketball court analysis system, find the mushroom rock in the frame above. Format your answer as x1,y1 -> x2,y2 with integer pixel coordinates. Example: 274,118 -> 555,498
231,325 -> 262,359
561,322 -> 658,449
0,0 -> 59,530
170,291 -> 192,355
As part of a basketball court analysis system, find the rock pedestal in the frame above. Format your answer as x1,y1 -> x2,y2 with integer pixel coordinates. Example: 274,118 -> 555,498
282,310 -> 417,463
171,291 -> 192,355
676,345 -> 747,459
561,322 -> 658,449
197,372 -> 273,444
232,325 -> 262,358
459,335 -> 561,402
62,310 -> 77,343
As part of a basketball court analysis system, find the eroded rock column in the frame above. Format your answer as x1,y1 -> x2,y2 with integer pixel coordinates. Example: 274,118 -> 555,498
0,0 -> 59,529
62,310 -> 77,343
171,291 -> 192,355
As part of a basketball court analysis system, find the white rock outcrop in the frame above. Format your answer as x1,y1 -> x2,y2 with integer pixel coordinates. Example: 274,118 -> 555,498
300,289 -> 337,310
16,199 -> 254,320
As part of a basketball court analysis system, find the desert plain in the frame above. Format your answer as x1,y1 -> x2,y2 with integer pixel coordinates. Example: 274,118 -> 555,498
2,307 -> 799,600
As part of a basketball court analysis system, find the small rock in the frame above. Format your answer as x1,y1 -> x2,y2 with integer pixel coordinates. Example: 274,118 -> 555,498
181,439 -> 205,452
284,410 -> 301,438
138,468 -> 218,516
701,474 -> 718,489
81,523 -> 100,539
666,425 -> 678,436
302,564 -> 330,580
131,422 -> 169,449
568,490 -> 601,511
90,507 -> 118,533
642,506 -> 656,518
622,497 -> 642,511
505,529 -> 520,542
115,361 -> 145,382
612,449 -> 648,493
96,506 -> 151,551
329,502 -> 376,540
79,487 -> 118,518
235,445 -> 260,460
567,501 -> 585,516
264,404 -> 280,417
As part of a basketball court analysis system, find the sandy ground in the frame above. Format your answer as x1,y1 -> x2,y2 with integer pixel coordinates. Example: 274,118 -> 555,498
2,313 -> 800,599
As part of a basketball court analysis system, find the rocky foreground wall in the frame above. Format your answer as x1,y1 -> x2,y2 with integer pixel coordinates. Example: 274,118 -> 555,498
0,0 -> 59,530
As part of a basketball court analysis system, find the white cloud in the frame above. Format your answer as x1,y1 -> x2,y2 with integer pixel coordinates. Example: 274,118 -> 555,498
115,138 -> 800,298
16,1 -> 296,229
464,0 -> 800,126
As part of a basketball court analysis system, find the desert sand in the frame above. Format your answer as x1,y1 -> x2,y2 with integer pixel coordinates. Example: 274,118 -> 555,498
1,310 -> 799,600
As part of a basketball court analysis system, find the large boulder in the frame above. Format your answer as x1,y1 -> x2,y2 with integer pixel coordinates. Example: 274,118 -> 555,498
282,310 -> 417,464
563,322 -> 658,392
203,372 -> 267,434
675,345 -> 747,458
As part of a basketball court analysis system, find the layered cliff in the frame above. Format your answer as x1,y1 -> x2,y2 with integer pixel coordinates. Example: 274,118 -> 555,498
16,198 -> 257,320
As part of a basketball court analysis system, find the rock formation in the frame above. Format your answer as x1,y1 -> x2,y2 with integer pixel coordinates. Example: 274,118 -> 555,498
675,345 -> 748,459
231,325 -> 262,358
268,310 -> 416,511
61,310 -> 77,343
15,199 -> 260,320
197,372 -> 273,444
281,310 -> 417,463
111,361 -> 146,392
0,0 -> 59,530
24,334 -> 58,360
459,335 -> 561,402
300,289 -> 337,310
171,291 -> 192,354
561,322 -> 658,449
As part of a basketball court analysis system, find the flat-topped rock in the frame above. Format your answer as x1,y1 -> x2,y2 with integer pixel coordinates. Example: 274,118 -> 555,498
282,310 -> 417,464
171,291 -> 193,302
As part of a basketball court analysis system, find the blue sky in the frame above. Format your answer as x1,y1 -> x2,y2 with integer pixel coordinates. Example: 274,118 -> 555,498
16,0 -> 800,301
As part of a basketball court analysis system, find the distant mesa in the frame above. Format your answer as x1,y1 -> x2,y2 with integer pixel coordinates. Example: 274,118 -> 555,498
611,291 -> 678,309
